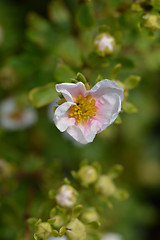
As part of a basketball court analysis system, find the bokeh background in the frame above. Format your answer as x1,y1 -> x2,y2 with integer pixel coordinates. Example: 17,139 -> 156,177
0,0 -> 160,239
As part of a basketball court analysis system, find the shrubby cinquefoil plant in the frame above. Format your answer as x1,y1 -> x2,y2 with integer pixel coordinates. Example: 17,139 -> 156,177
28,162 -> 128,240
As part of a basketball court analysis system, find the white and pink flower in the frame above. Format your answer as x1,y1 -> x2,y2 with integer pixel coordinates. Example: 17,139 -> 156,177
53,79 -> 123,144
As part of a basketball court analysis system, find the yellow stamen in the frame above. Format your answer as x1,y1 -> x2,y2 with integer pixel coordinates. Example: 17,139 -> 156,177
68,95 -> 97,123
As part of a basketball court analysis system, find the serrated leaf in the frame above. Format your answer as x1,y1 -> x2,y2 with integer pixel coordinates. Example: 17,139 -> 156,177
77,3 -> 94,29
54,64 -> 75,83
123,101 -> 138,113
110,63 -> 122,80
124,75 -> 141,89
29,83 -> 58,108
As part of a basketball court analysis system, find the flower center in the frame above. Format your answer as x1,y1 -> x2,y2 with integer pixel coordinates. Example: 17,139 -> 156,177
69,95 -> 97,123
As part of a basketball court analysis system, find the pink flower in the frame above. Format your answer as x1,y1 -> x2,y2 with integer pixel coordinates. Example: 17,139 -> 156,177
53,80 -> 123,144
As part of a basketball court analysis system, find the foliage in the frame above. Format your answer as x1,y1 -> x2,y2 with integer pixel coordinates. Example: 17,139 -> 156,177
0,0 -> 160,240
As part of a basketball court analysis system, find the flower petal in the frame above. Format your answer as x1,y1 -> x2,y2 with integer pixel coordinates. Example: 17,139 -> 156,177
54,102 -> 76,132
95,94 -> 122,132
87,79 -> 123,101
67,119 -> 102,144
56,82 -> 86,102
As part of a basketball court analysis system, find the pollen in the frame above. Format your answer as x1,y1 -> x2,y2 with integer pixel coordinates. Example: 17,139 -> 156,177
69,95 -> 97,123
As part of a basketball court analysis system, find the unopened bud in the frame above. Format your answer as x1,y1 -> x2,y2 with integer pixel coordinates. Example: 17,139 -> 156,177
94,33 -> 115,56
77,165 -> 98,186
80,207 -> 99,223
36,222 -> 52,239
52,215 -> 66,229
95,175 -> 116,196
66,218 -> 86,240
143,14 -> 160,30
55,185 -> 78,207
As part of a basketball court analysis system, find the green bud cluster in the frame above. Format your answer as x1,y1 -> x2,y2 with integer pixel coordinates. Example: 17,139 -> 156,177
29,162 -> 128,240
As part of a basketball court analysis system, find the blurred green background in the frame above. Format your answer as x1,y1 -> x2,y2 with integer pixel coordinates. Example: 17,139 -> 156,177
0,0 -> 160,239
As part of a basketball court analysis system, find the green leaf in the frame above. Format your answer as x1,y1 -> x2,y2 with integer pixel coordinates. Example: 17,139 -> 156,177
29,83 -> 58,108
26,13 -> 59,49
71,171 -> 78,179
114,115 -> 122,124
49,189 -> 56,199
110,63 -> 122,80
28,217 -> 38,226
76,72 -> 87,84
59,226 -> 66,236
114,189 -> 129,200
76,3 -> 94,29
105,199 -> 113,209
92,162 -> 101,175
86,221 -> 101,229
35,219 -> 42,226
98,25 -> 110,33
72,205 -> 83,218
87,52 -> 109,67
50,208 -> 56,218
95,74 -> 103,83
63,177 -> 71,185
48,218 -> 56,225
123,101 -> 138,113
34,233 -> 38,240
51,230 -> 59,237
54,64 -> 75,83
56,37 -> 82,66
108,164 -> 123,179
131,3 -> 143,11
124,75 -> 141,89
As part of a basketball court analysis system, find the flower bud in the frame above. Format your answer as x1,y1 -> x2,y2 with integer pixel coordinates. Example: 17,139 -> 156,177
52,215 -> 66,229
94,33 -> 115,56
77,165 -> 98,186
80,207 -> 99,223
55,185 -> 78,207
66,218 -> 86,240
95,175 -> 116,196
36,222 -> 52,239
143,14 -> 160,30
